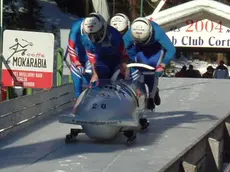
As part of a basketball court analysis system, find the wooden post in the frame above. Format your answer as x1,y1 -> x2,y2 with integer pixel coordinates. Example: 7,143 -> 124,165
217,53 -> 224,64
85,0 -> 89,16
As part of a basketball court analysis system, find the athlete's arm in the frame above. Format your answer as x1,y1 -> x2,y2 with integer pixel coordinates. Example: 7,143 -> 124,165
84,49 -> 99,84
118,36 -> 130,77
68,22 -> 82,67
86,50 -> 98,74
154,24 -> 176,66
120,40 -> 129,63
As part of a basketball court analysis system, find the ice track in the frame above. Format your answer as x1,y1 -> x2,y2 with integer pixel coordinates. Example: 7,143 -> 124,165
0,78 -> 230,172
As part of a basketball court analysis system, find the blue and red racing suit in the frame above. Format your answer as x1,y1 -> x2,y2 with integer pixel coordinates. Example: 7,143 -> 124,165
68,18 -> 91,99
81,25 -> 129,79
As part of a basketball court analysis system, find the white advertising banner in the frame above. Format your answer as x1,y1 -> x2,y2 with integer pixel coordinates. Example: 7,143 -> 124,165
166,19 -> 230,48
2,30 -> 55,88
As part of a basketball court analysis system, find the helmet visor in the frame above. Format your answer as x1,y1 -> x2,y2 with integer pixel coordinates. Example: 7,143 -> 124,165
132,35 -> 148,44
87,26 -> 105,43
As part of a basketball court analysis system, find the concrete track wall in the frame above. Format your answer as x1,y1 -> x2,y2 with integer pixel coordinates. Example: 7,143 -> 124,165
0,84 -> 74,139
159,112 -> 230,172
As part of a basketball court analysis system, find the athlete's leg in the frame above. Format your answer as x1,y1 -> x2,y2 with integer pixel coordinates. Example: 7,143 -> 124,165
153,77 -> 160,106
134,52 -> 155,110
143,74 -> 156,110
127,58 -> 141,81
147,49 -> 164,106
71,71 -> 83,114
71,62 -> 90,115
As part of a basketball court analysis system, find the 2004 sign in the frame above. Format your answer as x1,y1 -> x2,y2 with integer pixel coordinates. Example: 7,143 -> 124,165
185,19 -> 223,33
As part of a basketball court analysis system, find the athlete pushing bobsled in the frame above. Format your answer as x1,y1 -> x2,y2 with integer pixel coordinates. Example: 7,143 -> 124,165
68,17 -> 91,115
68,12 -> 128,115
110,13 -> 151,98
123,17 -> 176,110
110,14 -> 165,110
81,12 -> 129,83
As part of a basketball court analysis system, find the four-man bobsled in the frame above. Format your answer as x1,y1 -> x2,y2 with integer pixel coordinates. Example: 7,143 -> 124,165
59,63 -> 156,145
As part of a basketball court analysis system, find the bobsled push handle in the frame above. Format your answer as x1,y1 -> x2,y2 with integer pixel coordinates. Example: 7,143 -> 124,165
111,63 -> 155,81
126,63 -> 155,70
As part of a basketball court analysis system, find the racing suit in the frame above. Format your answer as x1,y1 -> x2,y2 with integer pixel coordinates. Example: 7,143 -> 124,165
123,20 -> 176,108
68,18 -> 91,99
80,26 -> 129,81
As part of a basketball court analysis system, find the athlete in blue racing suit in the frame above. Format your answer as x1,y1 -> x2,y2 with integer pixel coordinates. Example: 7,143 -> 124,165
68,17 -> 93,115
69,13 -> 128,115
123,17 -> 176,110
81,13 -> 129,86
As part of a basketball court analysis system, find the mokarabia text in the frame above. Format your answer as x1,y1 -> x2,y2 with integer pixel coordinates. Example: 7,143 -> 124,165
12,57 -> 47,68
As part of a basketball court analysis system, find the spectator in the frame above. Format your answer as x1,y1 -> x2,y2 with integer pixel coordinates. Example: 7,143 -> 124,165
213,60 -> 229,79
175,65 -> 187,77
185,65 -> 201,78
195,69 -> 201,78
202,66 -> 214,78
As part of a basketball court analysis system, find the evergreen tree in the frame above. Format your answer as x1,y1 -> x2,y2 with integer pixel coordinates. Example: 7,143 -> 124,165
3,0 -> 21,29
53,0 -> 94,17
3,0 -> 45,31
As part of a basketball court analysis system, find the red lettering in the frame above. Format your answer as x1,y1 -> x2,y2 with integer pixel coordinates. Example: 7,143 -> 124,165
186,20 -> 223,33
205,21 -> 214,32
26,53 -> 45,57
195,20 -> 204,32
37,53 -> 41,57
215,21 -> 223,33
185,19 -> 194,32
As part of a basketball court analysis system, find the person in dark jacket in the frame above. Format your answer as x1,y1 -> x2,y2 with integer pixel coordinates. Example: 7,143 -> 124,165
202,66 -> 214,78
185,65 -> 201,78
175,65 -> 187,77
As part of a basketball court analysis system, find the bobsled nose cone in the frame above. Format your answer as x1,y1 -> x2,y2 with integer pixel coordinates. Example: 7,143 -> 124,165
59,113 -> 92,125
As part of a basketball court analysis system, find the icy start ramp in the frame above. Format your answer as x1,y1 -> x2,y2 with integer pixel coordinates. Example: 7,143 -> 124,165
0,78 -> 230,172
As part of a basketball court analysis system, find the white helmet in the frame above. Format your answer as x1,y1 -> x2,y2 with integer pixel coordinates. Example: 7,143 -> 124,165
82,13 -> 108,43
110,13 -> 130,34
130,17 -> 153,44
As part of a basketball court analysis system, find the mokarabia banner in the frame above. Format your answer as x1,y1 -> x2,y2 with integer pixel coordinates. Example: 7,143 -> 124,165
2,30 -> 55,89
